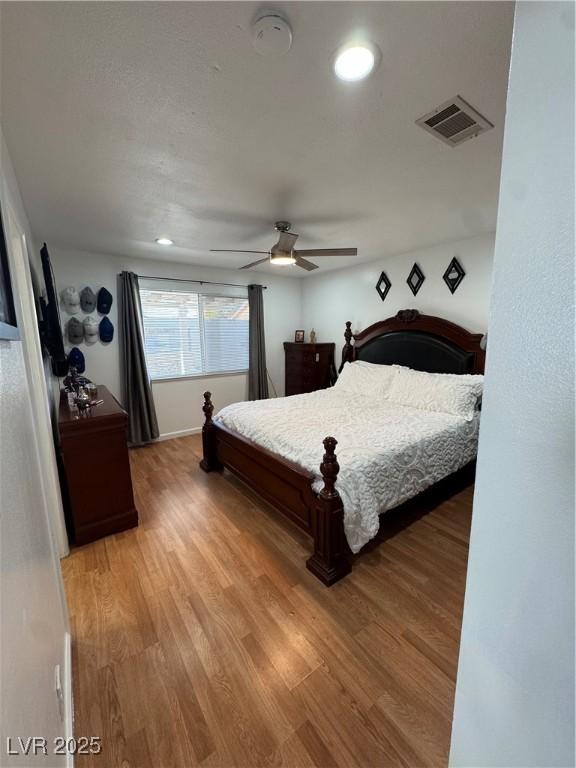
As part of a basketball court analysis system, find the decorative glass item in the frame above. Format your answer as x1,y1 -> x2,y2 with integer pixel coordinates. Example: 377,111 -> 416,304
309,329 -> 317,344
85,383 -> 98,399
407,263 -> 425,296
443,257 -> 466,294
376,271 -> 391,301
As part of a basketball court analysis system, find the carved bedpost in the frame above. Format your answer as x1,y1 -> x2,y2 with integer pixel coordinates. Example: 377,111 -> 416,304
339,321 -> 354,372
202,390 -> 214,425
306,437 -> 352,585
200,392 -> 222,472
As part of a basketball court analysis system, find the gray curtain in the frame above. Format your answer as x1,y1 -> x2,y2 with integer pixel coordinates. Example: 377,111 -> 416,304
119,271 -> 159,445
247,284 -> 269,400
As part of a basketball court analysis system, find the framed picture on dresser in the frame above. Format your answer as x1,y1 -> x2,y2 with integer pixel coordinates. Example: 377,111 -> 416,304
294,330 -> 305,343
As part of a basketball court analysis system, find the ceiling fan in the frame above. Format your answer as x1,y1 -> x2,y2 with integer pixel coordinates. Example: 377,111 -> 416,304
210,221 -> 358,271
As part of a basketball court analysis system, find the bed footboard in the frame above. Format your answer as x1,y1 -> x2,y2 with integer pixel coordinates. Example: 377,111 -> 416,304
306,436 -> 352,585
199,392 -> 351,585
199,391 -> 223,472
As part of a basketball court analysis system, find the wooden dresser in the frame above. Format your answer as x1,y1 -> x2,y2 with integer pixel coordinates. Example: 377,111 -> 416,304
58,385 -> 138,546
284,342 -> 337,396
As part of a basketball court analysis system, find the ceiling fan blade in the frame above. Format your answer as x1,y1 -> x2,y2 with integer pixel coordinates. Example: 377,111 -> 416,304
294,248 -> 357,257
238,257 -> 270,270
276,231 -> 299,252
294,256 -> 319,271
210,249 -> 269,255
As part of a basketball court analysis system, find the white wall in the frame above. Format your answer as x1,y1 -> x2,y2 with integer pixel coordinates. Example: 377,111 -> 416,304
50,248 -> 303,438
0,128 -> 71,763
301,233 -> 494,354
450,3 -> 575,767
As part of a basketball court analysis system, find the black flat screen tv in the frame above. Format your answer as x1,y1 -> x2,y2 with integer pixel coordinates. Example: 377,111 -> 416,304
0,203 -> 19,340
38,243 -> 68,376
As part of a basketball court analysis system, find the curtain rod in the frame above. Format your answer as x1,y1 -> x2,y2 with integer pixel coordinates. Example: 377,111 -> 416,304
127,274 -> 267,289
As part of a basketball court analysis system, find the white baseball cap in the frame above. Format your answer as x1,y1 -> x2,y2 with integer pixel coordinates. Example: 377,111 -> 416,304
61,286 -> 80,314
83,315 -> 99,343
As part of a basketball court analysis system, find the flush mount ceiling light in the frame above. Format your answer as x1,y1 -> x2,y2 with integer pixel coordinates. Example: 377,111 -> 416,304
155,237 -> 174,246
334,43 -> 378,82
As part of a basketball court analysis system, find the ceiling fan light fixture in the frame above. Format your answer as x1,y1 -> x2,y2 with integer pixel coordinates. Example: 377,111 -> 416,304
270,252 -> 295,266
334,42 -> 378,82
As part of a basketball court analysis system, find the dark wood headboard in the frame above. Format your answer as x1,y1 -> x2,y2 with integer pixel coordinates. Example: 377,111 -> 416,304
340,309 -> 485,375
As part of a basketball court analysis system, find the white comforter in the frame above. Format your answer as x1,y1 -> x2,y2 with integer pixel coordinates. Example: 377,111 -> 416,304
216,389 -> 479,553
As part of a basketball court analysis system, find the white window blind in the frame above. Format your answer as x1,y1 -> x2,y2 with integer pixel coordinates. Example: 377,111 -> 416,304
139,282 -> 249,380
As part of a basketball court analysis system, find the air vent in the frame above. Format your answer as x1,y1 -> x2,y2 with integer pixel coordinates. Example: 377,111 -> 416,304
416,96 -> 493,147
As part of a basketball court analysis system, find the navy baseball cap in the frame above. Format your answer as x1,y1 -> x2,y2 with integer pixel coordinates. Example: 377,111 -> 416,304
68,347 -> 86,373
99,316 -> 114,343
97,287 -> 113,314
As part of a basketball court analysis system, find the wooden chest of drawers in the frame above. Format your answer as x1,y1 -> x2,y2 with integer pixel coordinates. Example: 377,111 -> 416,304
284,342 -> 337,396
58,385 -> 138,546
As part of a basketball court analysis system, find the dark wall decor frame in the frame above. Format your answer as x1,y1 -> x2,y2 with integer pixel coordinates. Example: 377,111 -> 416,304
407,263 -> 425,296
375,271 -> 391,301
200,309 -> 485,586
443,256 -> 466,294
0,204 -> 19,340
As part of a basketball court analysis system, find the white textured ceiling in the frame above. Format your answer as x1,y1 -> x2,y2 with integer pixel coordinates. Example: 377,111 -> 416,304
1,2 -> 514,276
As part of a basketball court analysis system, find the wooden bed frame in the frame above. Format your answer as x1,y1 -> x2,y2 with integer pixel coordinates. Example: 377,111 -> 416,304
200,309 -> 485,585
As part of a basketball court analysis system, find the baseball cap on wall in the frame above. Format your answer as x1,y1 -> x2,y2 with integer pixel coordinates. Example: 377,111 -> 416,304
80,286 -> 97,313
83,316 -> 99,343
68,347 -> 85,373
97,287 -> 113,314
99,316 -> 114,343
67,316 -> 84,344
61,287 -> 80,314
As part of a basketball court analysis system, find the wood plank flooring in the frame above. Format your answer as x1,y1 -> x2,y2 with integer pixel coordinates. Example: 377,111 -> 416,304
62,434 -> 473,768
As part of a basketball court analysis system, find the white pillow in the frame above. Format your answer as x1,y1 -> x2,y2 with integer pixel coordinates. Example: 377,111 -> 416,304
354,360 -> 390,369
387,367 -> 483,421
429,371 -> 484,384
391,363 -> 483,384
334,361 -> 399,397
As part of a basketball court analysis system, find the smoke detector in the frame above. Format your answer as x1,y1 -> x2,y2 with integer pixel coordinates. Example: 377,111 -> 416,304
252,14 -> 292,56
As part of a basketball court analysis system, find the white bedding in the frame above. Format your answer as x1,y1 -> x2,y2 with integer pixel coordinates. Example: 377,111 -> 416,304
215,388 -> 479,553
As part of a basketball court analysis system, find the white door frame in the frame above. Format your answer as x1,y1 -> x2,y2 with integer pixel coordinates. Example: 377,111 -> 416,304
5,203 -> 69,559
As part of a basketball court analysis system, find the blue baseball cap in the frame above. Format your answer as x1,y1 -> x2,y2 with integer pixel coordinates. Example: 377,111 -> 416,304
99,316 -> 114,343
97,287 -> 113,314
68,347 -> 86,373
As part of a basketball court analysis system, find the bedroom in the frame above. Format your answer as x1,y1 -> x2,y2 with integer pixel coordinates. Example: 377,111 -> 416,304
0,2 -> 573,768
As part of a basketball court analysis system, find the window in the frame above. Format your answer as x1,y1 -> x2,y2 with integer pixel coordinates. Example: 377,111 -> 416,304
139,281 -> 249,380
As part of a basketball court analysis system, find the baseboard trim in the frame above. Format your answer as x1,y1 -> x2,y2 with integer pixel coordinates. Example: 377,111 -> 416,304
156,427 -> 202,442
64,630 -> 74,767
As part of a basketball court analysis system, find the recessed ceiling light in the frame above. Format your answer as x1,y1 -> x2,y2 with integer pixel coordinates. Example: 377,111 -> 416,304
155,237 -> 174,246
334,43 -> 378,82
